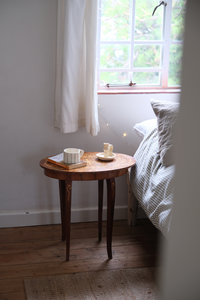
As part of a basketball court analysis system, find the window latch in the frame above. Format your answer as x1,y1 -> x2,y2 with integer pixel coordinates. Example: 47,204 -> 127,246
152,1 -> 167,16
106,81 -> 136,88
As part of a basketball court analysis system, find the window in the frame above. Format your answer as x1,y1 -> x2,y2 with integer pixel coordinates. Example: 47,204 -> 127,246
97,0 -> 187,90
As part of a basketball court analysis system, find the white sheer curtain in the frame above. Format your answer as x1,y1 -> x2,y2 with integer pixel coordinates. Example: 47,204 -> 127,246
55,0 -> 100,136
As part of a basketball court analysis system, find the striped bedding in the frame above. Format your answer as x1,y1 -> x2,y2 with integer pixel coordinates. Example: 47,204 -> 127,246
130,127 -> 175,237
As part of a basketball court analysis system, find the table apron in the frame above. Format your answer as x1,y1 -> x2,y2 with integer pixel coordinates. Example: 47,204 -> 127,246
43,168 -> 130,181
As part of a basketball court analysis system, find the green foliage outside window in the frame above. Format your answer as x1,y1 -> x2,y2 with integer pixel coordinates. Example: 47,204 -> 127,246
169,45 -> 183,86
171,0 -> 186,41
168,0 -> 186,86
134,0 -> 163,41
99,0 -> 187,87
133,45 -> 161,68
100,44 -> 130,69
101,0 -> 131,41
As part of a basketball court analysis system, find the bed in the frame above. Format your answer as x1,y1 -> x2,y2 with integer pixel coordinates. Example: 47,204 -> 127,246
127,98 -> 179,238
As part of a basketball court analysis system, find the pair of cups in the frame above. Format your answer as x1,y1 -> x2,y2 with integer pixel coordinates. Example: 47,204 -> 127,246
63,148 -> 84,164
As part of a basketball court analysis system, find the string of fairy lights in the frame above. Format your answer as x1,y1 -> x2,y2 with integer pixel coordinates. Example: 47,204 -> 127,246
98,103 -> 134,147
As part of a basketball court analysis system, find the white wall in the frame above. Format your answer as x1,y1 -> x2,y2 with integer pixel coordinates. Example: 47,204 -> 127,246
0,0 -> 179,227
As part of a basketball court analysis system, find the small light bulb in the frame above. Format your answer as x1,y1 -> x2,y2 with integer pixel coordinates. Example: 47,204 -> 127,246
106,123 -> 109,126
123,133 -> 127,137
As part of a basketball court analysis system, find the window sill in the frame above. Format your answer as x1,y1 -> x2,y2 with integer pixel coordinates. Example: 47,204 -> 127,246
98,88 -> 181,95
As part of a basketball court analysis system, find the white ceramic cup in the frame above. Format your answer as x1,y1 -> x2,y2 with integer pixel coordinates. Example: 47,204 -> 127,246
109,144 -> 113,156
63,148 -> 84,164
103,143 -> 110,158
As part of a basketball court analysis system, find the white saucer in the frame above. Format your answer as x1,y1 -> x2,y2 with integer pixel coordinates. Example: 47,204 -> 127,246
96,152 -> 116,161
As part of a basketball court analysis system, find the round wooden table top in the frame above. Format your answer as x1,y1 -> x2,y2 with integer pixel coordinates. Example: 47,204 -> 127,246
40,152 -> 136,181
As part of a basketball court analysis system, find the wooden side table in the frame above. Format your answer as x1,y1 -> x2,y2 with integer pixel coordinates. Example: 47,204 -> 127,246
40,152 -> 136,261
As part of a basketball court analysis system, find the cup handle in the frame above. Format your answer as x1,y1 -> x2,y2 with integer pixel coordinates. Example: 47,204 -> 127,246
80,149 -> 84,157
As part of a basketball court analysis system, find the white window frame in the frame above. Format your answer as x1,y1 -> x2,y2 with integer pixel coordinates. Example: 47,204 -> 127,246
97,0 -> 183,92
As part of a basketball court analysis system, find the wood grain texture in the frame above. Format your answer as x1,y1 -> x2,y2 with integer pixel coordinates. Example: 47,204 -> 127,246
0,220 -> 160,300
40,152 -> 136,181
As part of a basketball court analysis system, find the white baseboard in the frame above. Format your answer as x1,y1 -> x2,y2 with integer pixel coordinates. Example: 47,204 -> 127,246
0,206 -> 146,228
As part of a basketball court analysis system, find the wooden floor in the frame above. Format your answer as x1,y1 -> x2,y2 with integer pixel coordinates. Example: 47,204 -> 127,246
0,219 -> 161,300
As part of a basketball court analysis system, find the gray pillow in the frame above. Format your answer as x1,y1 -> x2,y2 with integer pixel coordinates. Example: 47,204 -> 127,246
150,98 -> 179,167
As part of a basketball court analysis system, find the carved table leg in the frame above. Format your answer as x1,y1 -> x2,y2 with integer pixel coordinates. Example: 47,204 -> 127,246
59,179 -> 72,261
64,180 -> 72,261
98,180 -> 104,241
106,178 -> 115,259
59,180 -> 66,241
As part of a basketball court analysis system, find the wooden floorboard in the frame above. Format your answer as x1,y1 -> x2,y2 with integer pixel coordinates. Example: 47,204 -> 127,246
0,219 -> 161,300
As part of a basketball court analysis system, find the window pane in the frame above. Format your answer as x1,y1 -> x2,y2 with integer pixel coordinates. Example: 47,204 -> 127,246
168,45 -> 183,86
135,0 -> 163,40
133,45 -> 161,68
133,72 -> 160,85
171,0 -> 187,41
101,0 -> 132,41
100,44 -> 130,68
100,72 -> 129,85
